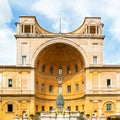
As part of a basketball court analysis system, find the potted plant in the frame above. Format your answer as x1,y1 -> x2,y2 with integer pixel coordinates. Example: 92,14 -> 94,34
86,114 -> 90,119
78,112 -> 85,120
30,114 -> 34,120
36,111 -> 40,117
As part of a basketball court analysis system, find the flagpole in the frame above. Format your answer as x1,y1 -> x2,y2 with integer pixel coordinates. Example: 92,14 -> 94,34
59,18 -> 61,33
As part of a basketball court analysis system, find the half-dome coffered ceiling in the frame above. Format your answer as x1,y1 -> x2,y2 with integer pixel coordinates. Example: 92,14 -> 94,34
35,43 -> 85,67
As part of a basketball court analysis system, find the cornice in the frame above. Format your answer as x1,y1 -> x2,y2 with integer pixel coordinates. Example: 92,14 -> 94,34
15,33 -> 105,39
0,94 -> 35,97
35,94 -> 86,101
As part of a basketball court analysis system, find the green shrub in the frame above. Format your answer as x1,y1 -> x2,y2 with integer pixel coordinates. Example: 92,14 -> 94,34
36,111 -> 40,115
78,117 -> 85,120
86,113 -> 90,117
80,112 -> 84,114
30,114 -> 34,117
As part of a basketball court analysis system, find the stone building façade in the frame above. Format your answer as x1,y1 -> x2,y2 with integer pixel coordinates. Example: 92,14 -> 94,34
0,16 -> 120,120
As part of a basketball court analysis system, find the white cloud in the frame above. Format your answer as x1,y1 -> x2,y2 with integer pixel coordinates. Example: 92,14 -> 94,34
7,0 -> 120,38
33,0 -> 62,19
32,0 -> 92,32
0,27 -> 16,65
104,0 -> 120,41
52,18 -> 70,33
9,0 -> 35,9
0,0 -> 13,27
1,0 -> 120,64
32,0 -> 120,64
0,0 -> 16,65
109,21 -> 120,41
32,0 -> 67,32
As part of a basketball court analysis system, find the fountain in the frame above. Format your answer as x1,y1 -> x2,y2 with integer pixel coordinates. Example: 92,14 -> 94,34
56,94 -> 64,120
27,75 -> 80,120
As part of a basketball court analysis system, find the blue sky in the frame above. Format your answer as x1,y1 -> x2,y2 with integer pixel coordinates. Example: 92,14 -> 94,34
0,0 -> 120,65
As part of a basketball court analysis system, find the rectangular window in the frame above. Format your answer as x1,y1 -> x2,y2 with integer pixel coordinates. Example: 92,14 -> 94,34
22,56 -> 27,65
36,105 -> 38,111
36,82 -> 38,90
82,105 -> 84,110
24,25 -> 31,33
107,79 -> 111,87
67,106 -> 71,111
106,104 -> 111,111
93,56 -> 97,65
49,106 -> 53,111
7,104 -> 13,112
49,85 -> 53,93
76,106 -> 78,111
50,67 -> 53,74
42,65 -> 46,72
58,68 -> 62,75
67,66 -> 71,74
75,65 -> 78,72
41,84 -> 45,92
75,84 -> 79,92
42,106 -> 44,111
90,26 -> 96,34
67,85 -> 71,93
8,79 -> 12,87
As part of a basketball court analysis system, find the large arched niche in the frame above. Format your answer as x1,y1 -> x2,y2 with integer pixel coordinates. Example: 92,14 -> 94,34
35,43 -> 85,76
33,38 -> 88,99
31,37 -> 89,68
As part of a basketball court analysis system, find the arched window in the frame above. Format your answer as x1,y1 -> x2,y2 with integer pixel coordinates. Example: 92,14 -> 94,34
58,67 -> 62,75
42,65 -> 46,72
41,84 -> 45,92
75,64 -> 78,72
67,66 -> 71,74
49,67 -> 53,74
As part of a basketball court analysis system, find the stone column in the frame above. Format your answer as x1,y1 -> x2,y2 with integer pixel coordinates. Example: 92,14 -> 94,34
100,25 -> 102,35
98,25 -> 100,35
86,25 -> 88,34
0,72 -> 2,92
88,26 -> 90,34
33,24 -> 35,34
85,71 -> 92,94
90,71 -> 93,90
95,26 -> 97,34
98,72 -> 101,90
117,72 -> 120,89
117,101 -> 120,113
30,24 -> 32,34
